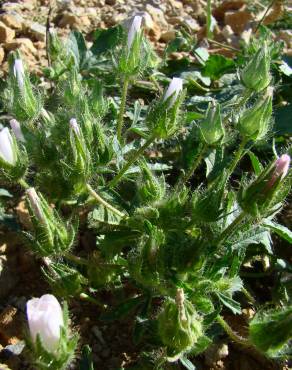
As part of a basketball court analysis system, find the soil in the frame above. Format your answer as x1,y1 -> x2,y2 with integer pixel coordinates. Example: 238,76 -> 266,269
0,0 -> 291,369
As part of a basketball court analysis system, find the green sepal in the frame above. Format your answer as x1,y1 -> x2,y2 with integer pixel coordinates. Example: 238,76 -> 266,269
199,102 -> 225,146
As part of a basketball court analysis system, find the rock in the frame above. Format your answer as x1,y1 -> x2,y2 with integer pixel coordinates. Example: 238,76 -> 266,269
58,12 -> 81,28
26,21 -> 46,41
4,38 -> 37,56
0,306 -> 22,345
169,0 -> 183,9
221,24 -> 234,40
0,12 -> 23,30
204,342 -> 229,367
131,11 -> 161,41
160,30 -> 176,43
184,17 -> 201,32
0,48 -> 5,65
213,1 -> 245,22
0,22 -> 15,43
146,4 -> 168,29
224,10 -> 252,34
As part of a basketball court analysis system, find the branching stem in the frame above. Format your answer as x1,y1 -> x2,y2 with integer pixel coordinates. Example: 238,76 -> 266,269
117,77 -> 129,143
217,315 -> 250,346
86,183 -> 127,218
109,135 -> 156,188
176,144 -> 207,188
79,292 -> 107,309
227,139 -> 248,177
217,211 -> 246,245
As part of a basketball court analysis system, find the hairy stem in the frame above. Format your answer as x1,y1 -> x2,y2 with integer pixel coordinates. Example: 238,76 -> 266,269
117,77 -> 129,143
86,183 -> 127,218
176,144 -> 207,188
18,178 -> 29,189
217,211 -> 246,245
79,292 -> 107,309
64,252 -> 89,266
109,135 -> 156,188
227,139 -> 248,177
217,315 -> 250,346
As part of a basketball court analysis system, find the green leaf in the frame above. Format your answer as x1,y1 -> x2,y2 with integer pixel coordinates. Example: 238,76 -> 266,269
180,357 -> 196,370
202,55 -> 235,80
279,61 -> 292,76
217,292 -> 241,314
89,205 -> 123,226
231,226 -> 272,254
91,25 -> 123,55
194,47 -> 209,64
0,188 -> 12,197
247,151 -> 263,176
263,220 -> 292,244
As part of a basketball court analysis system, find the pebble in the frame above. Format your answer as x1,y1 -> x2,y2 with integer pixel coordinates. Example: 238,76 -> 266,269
4,37 -> 37,55
26,21 -> 46,41
0,21 -> 15,43
0,12 -> 24,30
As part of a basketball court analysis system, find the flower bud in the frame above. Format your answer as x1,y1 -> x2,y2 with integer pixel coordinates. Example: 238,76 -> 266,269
238,154 -> 290,217
163,77 -> 183,108
267,154 -> 290,189
13,59 -> 25,89
10,119 -> 25,142
127,15 -> 142,49
199,101 -> 225,146
26,294 -> 63,353
240,43 -> 271,92
69,118 -> 80,136
158,290 -> 203,355
0,127 -> 16,165
26,188 -> 76,256
238,87 -> 273,141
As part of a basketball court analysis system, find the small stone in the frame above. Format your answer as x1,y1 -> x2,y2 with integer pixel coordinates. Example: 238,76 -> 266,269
58,13 -> 80,28
224,10 -> 252,34
204,343 -> 229,367
0,306 -> 22,345
0,21 -> 15,43
0,48 -> 4,65
169,0 -> 183,9
221,25 -> 234,40
26,22 -> 46,41
4,38 -> 37,55
160,30 -> 176,43
146,4 -> 168,29
0,12 -> 23,30
184,17 -> 201,32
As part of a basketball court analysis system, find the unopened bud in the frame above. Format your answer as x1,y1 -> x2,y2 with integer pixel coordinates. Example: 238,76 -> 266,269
13,59 -> 25,89
10,119 -> 25,142
163,77 -> 183,108
267,154 -> 290,189
238,87 -> 272,141
200,101 -> 225,146
127,15 -> 142,49
27,188 -> 46,224
26,294 -> 64,353
0,127 -> 16,165
240,43 -> 271,92
69,118 -> 80,135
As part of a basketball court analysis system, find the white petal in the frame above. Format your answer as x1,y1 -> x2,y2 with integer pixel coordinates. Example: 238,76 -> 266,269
10,119 -> 25,142
127,16 -> 142,49
163,77 -> 183,107
0,127 -> 15,165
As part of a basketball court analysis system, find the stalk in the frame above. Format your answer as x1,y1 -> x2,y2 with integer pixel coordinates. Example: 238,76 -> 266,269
19,178 -> 30,189
86,183 -> 127,218
64,252 -> 89,266
79,292 -> 107,309
176,144 -> 207,188
216,211 -> 246,245
109,135 -> 156,188
227,138 -> 247,177
117,77 -> 129,143
217,315 -> 250,346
